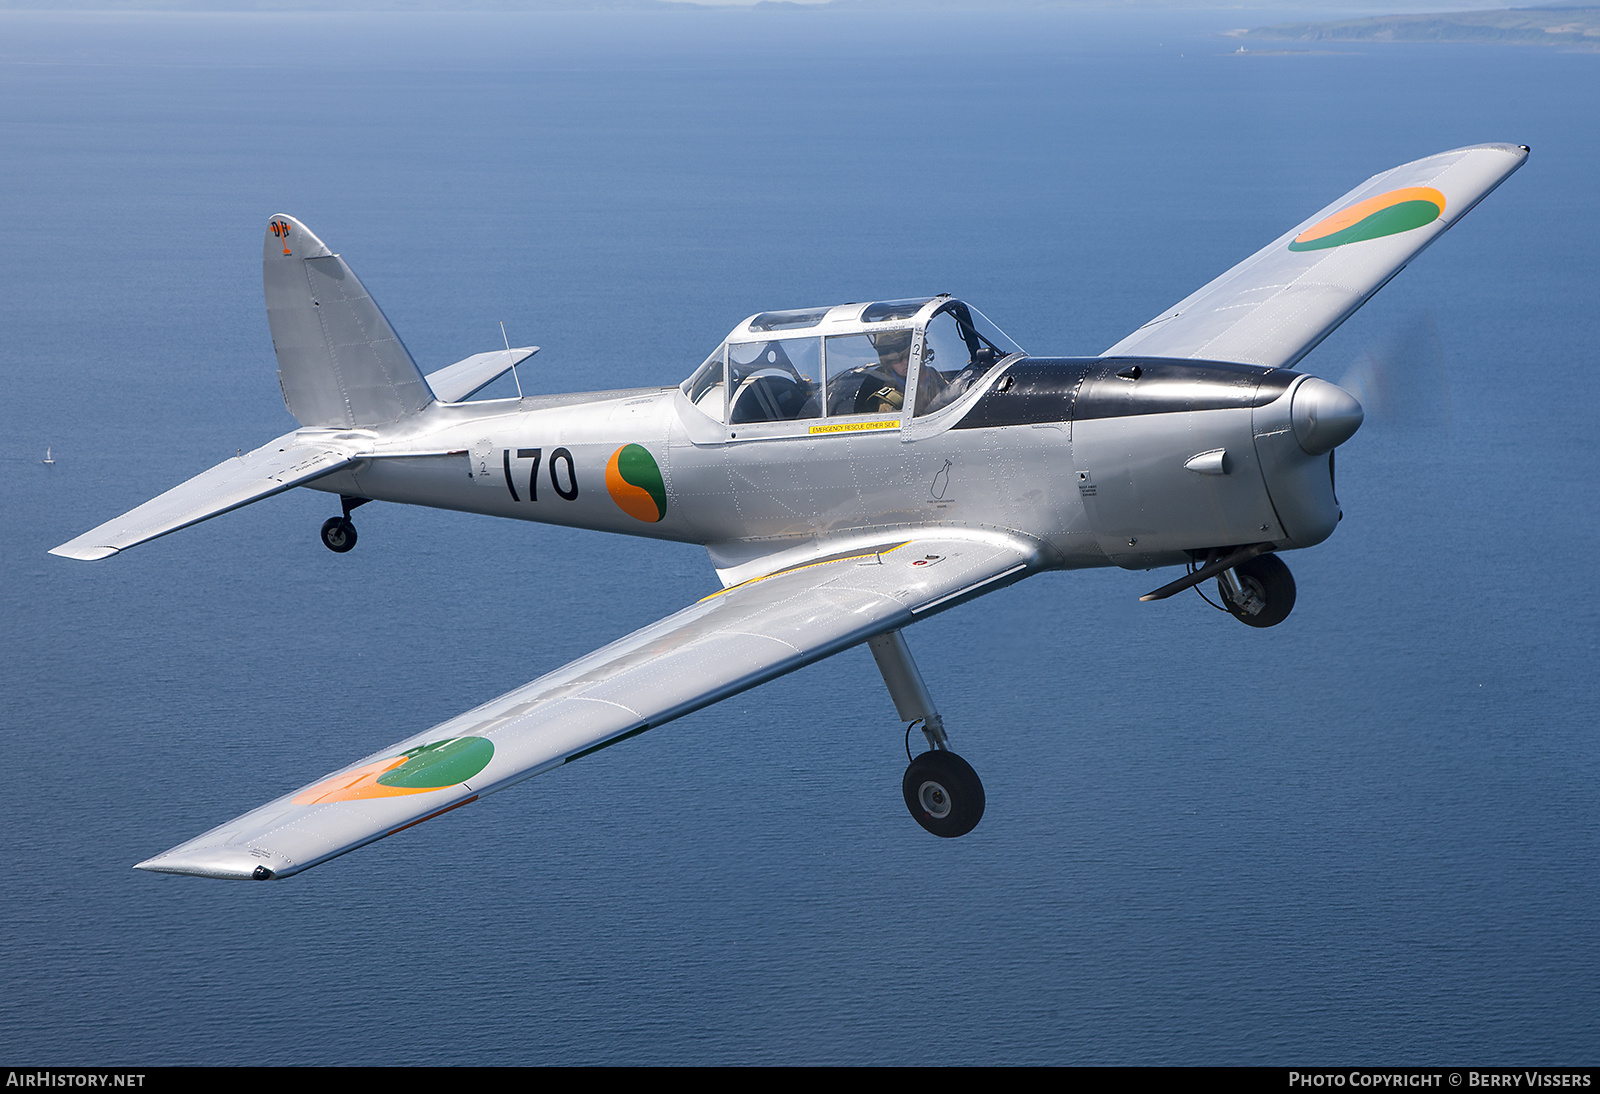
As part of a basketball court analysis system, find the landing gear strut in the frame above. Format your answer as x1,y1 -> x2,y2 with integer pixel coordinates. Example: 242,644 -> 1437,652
869,630 -> 985,838
320,496 -> 369,553
1139,544 -> 1297,629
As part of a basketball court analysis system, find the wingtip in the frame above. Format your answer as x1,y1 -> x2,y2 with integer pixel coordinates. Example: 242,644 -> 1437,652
1447,141 -> 1530,164
49,542 -> 118,561
134,847 -> 287,880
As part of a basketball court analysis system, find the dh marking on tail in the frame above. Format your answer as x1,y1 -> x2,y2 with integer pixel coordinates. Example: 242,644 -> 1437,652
270,219 -> 292,255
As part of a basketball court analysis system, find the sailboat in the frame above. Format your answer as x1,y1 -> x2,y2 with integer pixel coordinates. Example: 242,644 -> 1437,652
43,447 -> 54,466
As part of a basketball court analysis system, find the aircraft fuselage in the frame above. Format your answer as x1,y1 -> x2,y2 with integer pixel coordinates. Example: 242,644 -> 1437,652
304,355 -> 1349,585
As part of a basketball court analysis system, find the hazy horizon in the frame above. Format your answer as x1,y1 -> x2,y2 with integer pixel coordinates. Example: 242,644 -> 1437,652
0,0 -> 1548,15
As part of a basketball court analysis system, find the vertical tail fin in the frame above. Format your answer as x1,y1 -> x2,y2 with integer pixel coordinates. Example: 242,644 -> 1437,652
264,215 -> 434,428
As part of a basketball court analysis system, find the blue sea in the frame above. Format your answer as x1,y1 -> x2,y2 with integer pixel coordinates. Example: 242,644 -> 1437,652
1,6 -> 1596,1065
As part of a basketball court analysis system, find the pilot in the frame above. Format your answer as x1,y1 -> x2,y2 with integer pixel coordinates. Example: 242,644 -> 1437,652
858,330 -> 946,415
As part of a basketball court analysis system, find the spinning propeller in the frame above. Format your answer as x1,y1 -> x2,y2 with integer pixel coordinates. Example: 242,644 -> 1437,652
1335,312 -> 1452,436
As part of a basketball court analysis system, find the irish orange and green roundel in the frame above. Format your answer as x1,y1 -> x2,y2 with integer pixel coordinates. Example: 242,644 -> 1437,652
606,444 -> 667,523
292,736 -> 494,805
1289,187 -> 1446,252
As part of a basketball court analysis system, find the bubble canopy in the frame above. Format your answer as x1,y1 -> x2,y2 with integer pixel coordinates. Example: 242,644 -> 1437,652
682,297 -> 1024,426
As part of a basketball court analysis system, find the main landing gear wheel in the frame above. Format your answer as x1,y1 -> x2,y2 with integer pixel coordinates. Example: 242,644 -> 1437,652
1218,553 -> 1295,628
320,516 -> 357,553
903,749 -> 985,838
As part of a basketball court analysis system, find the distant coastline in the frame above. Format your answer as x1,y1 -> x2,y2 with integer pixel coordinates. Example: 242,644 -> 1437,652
1243,5 -> 1600,49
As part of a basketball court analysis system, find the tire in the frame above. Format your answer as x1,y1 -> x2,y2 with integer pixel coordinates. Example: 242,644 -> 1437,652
1218,553 -> 1295,628
320,517 -> 357,553
902,750 -> 986,838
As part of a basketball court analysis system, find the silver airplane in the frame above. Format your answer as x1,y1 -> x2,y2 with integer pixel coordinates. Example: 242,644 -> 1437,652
54,143 -> 1527,880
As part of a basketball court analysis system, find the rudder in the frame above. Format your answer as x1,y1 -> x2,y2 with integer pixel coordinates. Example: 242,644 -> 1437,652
264,215 -> 434,428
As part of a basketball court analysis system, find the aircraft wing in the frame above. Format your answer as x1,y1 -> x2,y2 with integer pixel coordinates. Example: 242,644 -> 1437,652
1103,143 -> 1527,368
134,532 -> 1043,880
50,432 -> 356,561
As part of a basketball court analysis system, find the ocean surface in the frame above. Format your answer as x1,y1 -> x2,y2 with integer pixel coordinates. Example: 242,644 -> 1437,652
1,7 -> 1596,1065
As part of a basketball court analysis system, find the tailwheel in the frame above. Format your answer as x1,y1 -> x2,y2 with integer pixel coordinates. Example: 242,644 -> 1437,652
320,516 -> 357,553
1217,553 -> 1295,628
903,749 -> 985,838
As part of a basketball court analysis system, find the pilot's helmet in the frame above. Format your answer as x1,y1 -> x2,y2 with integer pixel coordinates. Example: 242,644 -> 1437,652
872,330 -> 913,360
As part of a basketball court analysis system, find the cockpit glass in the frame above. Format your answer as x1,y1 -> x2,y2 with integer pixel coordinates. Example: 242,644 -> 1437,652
825,330 -> 913,417
912,302 -> 1024,417
748,307 -> 830,332
684,343 -> 726,418
728,337 -> 823,424
861,298 -> 935,323
682,299 -> 1019,426
962,303 -> 1024,357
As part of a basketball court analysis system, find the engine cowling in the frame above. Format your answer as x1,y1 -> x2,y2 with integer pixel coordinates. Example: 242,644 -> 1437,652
1252,375 -> 1364,549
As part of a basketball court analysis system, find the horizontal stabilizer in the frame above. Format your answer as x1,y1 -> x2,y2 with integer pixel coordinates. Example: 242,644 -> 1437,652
50,433 -> 354,561
264,215 -> 434,428
1103,143 -> 1527,369
425,347 -> 539,403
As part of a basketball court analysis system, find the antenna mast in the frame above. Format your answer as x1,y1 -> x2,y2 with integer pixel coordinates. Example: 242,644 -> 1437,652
501,321 -> 524,399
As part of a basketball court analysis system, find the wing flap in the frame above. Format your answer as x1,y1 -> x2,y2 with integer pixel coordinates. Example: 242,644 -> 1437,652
134,532 -> 1042,879
1103,143 -> 1527,368
51,432 -> 355,561
424,347 -> 539,403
